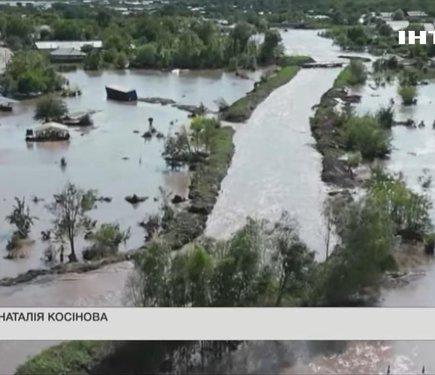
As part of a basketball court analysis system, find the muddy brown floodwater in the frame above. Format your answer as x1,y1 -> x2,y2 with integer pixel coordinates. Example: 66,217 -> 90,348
206,67 -> 341,258
0,68 -> 260,372
2,30 -> 435,373
0,69 -> 259,279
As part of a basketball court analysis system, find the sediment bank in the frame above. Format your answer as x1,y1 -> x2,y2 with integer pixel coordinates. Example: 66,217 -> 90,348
220,57 -> 313,122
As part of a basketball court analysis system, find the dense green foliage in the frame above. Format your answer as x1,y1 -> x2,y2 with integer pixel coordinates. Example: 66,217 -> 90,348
48,183 -> 97,262
1,51 -> 64,97
0,5 -> 283,71
131,216 -> 315,307
5,197 -> 36,240
34,95 -> 68,121
398,85 -> 418,105
315,197 -> 395,305
83,223 -> 131,260
16,341 -> 106,375
222,64 -> 300,121
344,115 -> 391,159
367,169 -> 432,239
334,60 -> 367,87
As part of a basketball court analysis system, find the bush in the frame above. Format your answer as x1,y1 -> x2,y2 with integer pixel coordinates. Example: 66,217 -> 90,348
34,95 -> 68,122
376,106 -> 394,128
316,198 -> 395,306
16,341 -> 106,374
398,85 -> 417,105
84,51 -> 102,70
132,43 -> 158,68
1,51 -> 64,96
130,216 -> 315,307
367,169 -> 432,240
344,115 -> 390,159
334,60 -> 367,87
82,223 -> 130,260
6,197 -> 36,239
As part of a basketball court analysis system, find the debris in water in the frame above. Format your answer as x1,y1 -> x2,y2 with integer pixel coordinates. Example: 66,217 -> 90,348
60,157 -> 67,168
125,194 -> 148,204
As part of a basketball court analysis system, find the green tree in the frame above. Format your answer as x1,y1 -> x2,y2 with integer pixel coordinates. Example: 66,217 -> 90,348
1,51 -> 63,96
344,115 -> 390,159
48,183 -> 97,262
133,44 -> 158,68
348,59 -> 367,85
115,52 -> 128,69
318,198 -> 395,305
259,28 -> 282,64
34,95 -> 68,122
83,223 -> 130,260
392,9 -> 405,21
132,241 -> 171,306
367,169 -> 432,239
53,20 -> 83,40
398,85 -> 417,105
376,106 -> 394,128
84,51 -> 102,71
230,22 -> 255,55
96,9 -> 112,27
6,197 -> 36,239
272,214 -> 315,306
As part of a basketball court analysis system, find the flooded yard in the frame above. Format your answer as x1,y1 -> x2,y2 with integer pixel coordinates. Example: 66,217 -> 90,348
0,69 -> 259,279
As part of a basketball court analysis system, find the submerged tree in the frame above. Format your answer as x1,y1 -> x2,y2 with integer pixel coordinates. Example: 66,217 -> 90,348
6,197 -> 37,239
347,59 -> 367,85
48,183 -> 97,262
398,85 -> 417,105
34,95 -> 68,122
316,198 -> 395,306
82,223 -> 130,260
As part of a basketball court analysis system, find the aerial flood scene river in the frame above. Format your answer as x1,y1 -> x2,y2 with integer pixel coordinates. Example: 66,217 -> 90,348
3,0 -> 435,373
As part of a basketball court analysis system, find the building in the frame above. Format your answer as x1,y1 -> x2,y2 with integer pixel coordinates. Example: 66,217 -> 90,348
35,40 -> 102,52
49,48 -> 86,63
26,122 -> 70,142
406,11 -> 428,20
105,85 -> 138,102
379,12 -> 393,21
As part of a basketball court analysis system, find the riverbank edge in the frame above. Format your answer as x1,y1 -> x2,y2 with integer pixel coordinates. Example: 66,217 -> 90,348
220,56 -> 313,122
310,72 -> 357,188
311,66 -> 429,286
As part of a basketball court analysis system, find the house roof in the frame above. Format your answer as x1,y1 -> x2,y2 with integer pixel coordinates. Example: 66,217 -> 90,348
106,85 -> 136,93
50,48 -> 86,57
36,122 -> 69,132
35,40 -> 102,50
407,11 -> 428,17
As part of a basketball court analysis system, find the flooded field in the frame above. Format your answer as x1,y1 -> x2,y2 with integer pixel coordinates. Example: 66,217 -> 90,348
350,74 -> 435,307
0,69 -> 258,279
